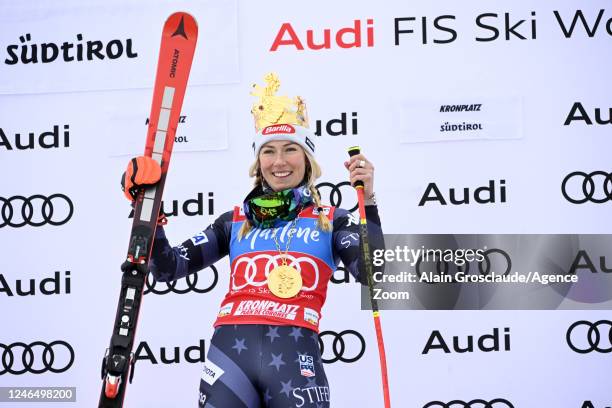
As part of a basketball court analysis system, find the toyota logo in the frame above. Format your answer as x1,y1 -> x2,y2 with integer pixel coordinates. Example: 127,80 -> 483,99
423,399 -> 514,408
0,341 -> 74,375
566,320 -> 612,354
144,266 -> 219,295
0,194 -> 74,228
315,181 -> 358,212
318,330 -> 365,363
415,248 -> 512,281
561,171 -> 612,204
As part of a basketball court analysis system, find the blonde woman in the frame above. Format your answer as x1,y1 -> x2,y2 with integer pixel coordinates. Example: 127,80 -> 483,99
122,120 -> 383,407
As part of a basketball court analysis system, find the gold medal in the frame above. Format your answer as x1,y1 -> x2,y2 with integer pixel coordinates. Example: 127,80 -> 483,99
268,264 -> 302,298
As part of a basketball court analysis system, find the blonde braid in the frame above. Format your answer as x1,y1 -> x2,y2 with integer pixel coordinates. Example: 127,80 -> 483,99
309,185 -> 332,232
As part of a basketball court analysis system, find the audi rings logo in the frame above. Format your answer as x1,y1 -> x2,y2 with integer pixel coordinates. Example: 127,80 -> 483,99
561,171 -> 612,204
0,194 -> 74,228
566,320 -> 612,354
1,341 -> 74,375
318,330 -> 365,363
315,181 -> 358,212
423,399 -> 514,408
144,266 -> 218,295
232,253 -> 321,292
415,248 -> 512,280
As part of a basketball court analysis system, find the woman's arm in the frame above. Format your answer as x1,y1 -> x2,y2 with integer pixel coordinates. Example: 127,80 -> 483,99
332,206 -> 384,285
149,210 -> 233,282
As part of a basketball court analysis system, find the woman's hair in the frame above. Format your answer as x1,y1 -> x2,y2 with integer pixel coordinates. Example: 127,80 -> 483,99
237,149 -> 332,240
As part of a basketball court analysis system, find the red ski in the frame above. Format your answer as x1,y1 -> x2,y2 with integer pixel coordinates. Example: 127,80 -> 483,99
99,12 -> 197,408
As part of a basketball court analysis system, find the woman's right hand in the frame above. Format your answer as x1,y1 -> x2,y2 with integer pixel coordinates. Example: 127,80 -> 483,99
121,156 -> 162,200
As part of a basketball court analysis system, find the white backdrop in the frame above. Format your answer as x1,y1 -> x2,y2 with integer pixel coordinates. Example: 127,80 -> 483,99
1,0 -> 611,407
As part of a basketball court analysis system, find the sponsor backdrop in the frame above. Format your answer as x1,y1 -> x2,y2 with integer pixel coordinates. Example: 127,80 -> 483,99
0,0 -> 610,407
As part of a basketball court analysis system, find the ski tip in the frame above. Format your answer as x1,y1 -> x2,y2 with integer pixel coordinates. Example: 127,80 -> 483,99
165,12 -> 198,39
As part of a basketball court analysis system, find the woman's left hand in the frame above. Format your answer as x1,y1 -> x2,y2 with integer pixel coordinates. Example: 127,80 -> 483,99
344,154 -> 375,202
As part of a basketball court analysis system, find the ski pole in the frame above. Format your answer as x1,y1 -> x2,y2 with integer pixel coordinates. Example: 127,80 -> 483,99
347,146 -> 391,408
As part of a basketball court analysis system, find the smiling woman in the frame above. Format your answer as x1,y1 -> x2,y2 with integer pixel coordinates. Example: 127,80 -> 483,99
119,73 -> 384,408
259,141 -> 306,191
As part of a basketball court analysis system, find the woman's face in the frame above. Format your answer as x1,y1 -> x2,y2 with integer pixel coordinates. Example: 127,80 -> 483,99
258,140 -> 306,191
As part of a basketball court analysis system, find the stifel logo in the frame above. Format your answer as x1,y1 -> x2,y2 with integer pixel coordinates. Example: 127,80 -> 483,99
270,19 -> 374,51
263,124 -> 296,135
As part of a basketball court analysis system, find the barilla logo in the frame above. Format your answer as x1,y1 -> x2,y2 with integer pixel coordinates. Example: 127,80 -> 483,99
263,124 -> 296,135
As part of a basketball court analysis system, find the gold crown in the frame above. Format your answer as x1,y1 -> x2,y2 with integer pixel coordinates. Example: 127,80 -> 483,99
250,72 -> 309,132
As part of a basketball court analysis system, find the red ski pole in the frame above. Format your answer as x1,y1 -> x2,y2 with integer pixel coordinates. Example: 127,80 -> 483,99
347,146 -> 391,408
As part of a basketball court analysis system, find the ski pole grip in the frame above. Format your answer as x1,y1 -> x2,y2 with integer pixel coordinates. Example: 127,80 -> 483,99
347,146 -> 364,188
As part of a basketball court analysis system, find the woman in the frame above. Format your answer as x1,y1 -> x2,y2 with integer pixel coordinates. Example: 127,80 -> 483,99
121,87 -> 383,408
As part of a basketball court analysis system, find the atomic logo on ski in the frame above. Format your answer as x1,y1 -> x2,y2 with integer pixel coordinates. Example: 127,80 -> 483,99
172,17 -> 189,40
